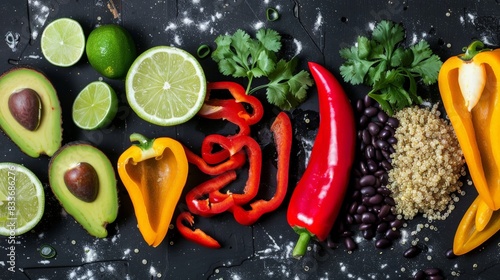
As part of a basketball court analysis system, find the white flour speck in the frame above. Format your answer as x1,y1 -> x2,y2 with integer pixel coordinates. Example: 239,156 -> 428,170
231,273 -> 242,280
83,246 -> 97,262
149,265 -> 157,276
182,17 -> 194,26
123,248 -> 131,258
198,21 -> 211,31
165,22 -> 177,31
4,31 -> 20,52
314,11 -> 323,31
253,21 -> 264,30
293,38 -> 303,56
174,35 -> 183,45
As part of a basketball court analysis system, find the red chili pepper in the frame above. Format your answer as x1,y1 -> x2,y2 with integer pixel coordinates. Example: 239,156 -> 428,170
287,62 -> 356,258
203,134 -> 262,206
176,211 -> 221,249
185,171 -> 236,217
184,146 -> 246,175
232,112 -> 292,225
199,81 -> 264,164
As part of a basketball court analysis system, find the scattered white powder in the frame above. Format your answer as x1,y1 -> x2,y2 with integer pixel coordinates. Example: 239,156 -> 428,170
198,21 -> 211,32
165,22 -> 177,31
293,38 -> 303,56
182,17 -> 194,26
253,21 -> 265,30
149,265 -> 157,276
123,248 -> 131,258
314,11 -> 323,31
28,0 -> 50,40
174,35 -> 183,45
231,273 -> 242,280
38,260 -> 50,264
4,31 -> 20,52
83,245 -> 97,263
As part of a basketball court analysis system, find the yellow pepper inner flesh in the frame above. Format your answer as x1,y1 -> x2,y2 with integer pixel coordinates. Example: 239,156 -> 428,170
125,148 -> 178,232
458,61 -> 486,111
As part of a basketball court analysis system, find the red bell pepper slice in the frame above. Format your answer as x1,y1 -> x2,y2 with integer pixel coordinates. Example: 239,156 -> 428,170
232,112 -> 292,226
198,99 -> 251,137
205,81 -> 264,125
184,146 -> 246,175
203,134 -> 262,206
176,211 -> 221,249
199,81 -> 264,165
186,170 -> 236,217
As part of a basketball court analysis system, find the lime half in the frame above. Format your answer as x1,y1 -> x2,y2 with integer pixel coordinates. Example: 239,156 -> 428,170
125,46 -> 207,126
72,81 -> 118,130
41,18 -> 85,67
0,163 -> 45,236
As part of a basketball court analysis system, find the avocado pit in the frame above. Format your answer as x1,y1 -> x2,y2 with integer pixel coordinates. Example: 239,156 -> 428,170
64,162 -> 99,202
8,88 -> 42,131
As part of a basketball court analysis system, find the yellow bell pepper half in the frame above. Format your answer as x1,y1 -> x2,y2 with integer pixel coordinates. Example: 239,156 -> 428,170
439,40 -> 500,255
439,41 -> 500,211
117,133 -> 188,247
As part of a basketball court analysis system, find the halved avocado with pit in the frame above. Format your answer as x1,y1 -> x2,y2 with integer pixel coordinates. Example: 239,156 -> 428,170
0,67 -> 62,157
49,142 -> 118,238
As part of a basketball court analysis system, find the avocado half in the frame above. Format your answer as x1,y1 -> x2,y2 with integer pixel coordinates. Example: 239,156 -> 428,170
0,67 -> 62,157
49,142 -> 118,238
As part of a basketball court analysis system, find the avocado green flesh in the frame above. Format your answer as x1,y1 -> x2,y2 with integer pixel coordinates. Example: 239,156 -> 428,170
0,68 -> 62,157
49,143 -> 118,238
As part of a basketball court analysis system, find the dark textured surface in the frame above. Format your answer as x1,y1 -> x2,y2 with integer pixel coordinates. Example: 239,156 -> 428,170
1,1 -> 500,279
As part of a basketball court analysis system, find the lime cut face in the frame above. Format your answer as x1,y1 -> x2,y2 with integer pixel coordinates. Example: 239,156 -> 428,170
125,46 -> 207,126
41,18 -> 85,67
0,163 -> 45,236
72,81 -> 118,130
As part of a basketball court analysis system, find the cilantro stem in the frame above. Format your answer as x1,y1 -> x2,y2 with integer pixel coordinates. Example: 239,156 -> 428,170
248,83 -> 269,95
246,75 -> 254,94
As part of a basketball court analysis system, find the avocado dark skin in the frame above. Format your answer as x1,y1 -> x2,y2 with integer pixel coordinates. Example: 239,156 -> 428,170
0,67 -> 62,157
49,141 -> 118,238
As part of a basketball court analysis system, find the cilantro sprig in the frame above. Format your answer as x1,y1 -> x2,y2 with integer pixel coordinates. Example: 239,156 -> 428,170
339,20 -> 442,115
212,29 -> 313,110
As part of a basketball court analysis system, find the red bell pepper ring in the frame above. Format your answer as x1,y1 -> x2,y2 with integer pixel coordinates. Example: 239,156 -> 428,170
205,81 -> 264,125
199,81 -> 264,165
232,112 -> 292,226
184,146 -> 246,175
176,211 -> 221,249
198,99 -> 252,137
203,134 -> 262,206
186,170 -> 236,217
287,62 -> 356,258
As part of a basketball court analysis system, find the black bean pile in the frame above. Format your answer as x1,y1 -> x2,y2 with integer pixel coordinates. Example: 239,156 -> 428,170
333,95 -> 405,250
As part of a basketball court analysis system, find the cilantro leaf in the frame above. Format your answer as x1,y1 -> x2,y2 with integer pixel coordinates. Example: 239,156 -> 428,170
262,59 -> 313,110
409,40 -> 442,85
339,20 -> 442,115
212,29 -> 313,110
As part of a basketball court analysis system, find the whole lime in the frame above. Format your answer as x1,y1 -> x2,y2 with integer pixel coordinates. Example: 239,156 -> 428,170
85,24 -> 137,79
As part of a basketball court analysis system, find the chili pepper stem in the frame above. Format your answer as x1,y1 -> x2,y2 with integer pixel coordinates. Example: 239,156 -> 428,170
292,230 -> 312,258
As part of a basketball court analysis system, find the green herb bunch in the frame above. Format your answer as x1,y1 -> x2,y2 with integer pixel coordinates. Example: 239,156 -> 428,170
212,29 -> 314,110
339,20 -> 443,115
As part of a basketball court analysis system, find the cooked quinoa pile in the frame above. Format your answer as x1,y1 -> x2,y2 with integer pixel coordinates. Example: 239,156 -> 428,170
387,104 -> 465,221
